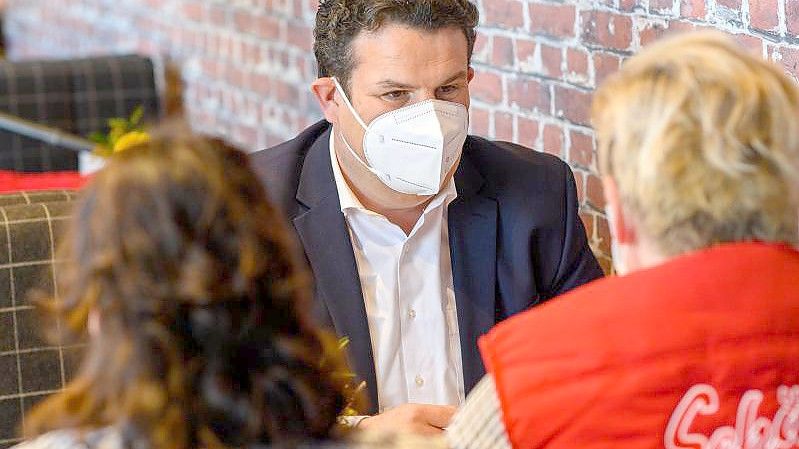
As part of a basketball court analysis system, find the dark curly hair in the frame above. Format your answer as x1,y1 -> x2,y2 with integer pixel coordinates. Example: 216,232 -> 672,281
24,124 -> 349,449
314,0 -> 479,92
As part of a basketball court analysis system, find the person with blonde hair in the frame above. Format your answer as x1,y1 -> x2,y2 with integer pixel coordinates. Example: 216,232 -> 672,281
446,31 -> 799,449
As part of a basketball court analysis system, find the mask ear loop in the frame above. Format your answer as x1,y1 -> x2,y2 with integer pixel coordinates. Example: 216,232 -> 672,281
330,77 -> 386,179
332,77 -> 368,130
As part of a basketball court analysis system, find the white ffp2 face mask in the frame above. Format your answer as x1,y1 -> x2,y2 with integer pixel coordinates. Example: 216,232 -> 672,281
333,77 -> 468,196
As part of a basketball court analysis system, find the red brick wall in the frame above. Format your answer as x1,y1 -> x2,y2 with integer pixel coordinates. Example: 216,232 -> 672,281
470,0 -> 799,272
5,0 -> 799,271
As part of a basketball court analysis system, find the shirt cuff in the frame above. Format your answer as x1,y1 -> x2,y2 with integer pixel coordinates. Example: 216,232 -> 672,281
337,415 -> 370,428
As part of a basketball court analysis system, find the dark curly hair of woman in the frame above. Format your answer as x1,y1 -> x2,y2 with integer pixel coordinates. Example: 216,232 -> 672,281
24,124 -> 348,449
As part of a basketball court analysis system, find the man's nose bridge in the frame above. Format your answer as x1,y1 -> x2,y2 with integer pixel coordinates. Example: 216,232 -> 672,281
418,89 -> 438,101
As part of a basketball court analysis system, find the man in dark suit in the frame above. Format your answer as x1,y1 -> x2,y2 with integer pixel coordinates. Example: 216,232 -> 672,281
250,0 -> 603,435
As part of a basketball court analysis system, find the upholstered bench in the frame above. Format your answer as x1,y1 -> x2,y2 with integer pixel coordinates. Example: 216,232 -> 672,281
0,197 -> 78,448
0,190 -> 77,207
0,55 -> 162,172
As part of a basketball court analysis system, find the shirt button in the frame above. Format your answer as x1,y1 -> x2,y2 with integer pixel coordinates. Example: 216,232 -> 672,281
415,375 -> 424,387
408,309 -> 416,318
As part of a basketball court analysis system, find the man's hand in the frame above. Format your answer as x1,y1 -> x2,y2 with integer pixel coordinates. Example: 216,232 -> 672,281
358,404 -> 457,436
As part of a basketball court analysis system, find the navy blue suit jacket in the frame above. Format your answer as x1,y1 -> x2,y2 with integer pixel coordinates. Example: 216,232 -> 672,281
250,120 -> 603,413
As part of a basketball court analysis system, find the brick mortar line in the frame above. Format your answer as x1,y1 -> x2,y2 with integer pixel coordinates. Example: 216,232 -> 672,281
472,63 -> 600,92
469,102 -> 596,132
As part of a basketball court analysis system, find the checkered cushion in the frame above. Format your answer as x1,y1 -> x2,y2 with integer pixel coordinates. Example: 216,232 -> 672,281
0,201 -> 80,447
0,55 -> 161,172
0,191 -> 77,208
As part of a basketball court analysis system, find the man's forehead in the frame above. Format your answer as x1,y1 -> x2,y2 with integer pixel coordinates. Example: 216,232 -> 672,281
347,24 -> 469,85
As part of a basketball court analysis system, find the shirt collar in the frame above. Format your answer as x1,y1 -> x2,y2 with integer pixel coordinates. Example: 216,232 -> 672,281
329,129 -> 458,215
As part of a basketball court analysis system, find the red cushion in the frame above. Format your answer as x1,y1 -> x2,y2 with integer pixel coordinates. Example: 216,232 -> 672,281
0,170 -> 87,193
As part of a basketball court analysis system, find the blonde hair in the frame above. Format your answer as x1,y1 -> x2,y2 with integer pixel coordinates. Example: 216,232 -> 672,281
593,31 -> 799,256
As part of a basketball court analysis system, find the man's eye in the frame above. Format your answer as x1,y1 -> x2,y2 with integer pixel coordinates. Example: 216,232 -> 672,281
438,85 -> 459,97
382,91 -> 409,101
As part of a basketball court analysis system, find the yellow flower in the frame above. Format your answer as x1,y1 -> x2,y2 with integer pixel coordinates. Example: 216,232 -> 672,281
108,125 -> 127,145
113,131 -> 151,153
319,333 -> 368,417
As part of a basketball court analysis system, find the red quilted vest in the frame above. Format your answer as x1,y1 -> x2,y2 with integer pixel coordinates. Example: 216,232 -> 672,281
480,242 -> 799,449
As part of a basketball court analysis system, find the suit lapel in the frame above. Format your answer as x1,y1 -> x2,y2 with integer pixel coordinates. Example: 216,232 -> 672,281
292,128 -> 379,411
449,140 -> 498,393
291,133 -> 497,406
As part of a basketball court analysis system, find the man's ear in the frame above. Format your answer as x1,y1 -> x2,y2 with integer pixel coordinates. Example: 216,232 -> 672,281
311,77 -> 339,124
467,66 -> 475,83
602,176 -> 636,245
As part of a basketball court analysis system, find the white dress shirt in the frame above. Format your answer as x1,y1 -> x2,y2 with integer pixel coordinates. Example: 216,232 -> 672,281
330,132 -> 466,412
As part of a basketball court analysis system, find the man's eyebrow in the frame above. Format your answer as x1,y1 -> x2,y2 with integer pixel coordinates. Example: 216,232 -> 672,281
440,71 -> 469,85
375,71 -> 469,90
375,79 -> 415,89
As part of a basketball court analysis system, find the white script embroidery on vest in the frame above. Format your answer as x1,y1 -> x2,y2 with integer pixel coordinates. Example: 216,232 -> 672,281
665,384 -> 799,449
